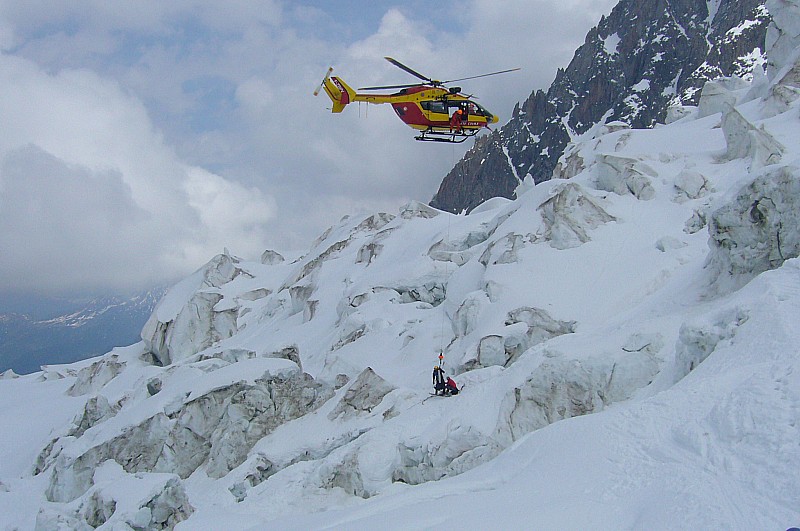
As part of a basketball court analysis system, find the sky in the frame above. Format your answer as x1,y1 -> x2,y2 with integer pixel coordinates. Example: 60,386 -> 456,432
0,0 -> 617,295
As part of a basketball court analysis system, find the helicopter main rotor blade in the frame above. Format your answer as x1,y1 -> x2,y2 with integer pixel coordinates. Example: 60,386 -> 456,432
358,83 -> 425,91
442,67 -> 521,84
384,56 -> 432,83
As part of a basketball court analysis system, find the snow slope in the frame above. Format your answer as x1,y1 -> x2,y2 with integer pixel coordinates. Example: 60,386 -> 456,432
262,258 -> 800,530
2,1 -> 800,529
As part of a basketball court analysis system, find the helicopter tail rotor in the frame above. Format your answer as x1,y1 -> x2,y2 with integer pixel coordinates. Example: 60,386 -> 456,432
315,68 -> 357,113
313,67 -> 333,97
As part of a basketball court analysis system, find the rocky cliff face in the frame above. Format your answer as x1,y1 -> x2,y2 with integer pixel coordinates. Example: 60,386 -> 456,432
430,0 -> 770,213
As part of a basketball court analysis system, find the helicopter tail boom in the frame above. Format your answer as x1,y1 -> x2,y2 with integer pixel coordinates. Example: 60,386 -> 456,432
316,68 -> 356,113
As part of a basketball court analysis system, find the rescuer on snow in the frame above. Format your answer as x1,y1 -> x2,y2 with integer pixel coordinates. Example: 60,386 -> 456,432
445,376 -> 459,395
432,365 -> 447,395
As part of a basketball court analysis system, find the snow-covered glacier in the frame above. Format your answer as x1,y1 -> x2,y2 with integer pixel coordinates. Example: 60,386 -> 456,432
2,1 -> 800,529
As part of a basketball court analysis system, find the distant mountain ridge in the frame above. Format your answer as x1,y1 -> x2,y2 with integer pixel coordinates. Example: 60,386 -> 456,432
0,288 -> 165,374
430,0 -> 770,213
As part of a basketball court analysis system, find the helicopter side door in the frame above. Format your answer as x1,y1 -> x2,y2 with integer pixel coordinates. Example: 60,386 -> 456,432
420,100 -> 449,124
447,101 -> 485,128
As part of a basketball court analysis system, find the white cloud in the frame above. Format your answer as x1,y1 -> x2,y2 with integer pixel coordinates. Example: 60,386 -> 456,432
183,167 -> 276,260
0,53 -> 275,293
0,20 -> 14,50
0,0 -> 618,294
0,146 -> 161,292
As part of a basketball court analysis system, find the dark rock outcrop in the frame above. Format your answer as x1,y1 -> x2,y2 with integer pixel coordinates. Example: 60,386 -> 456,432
431,0 -> 770,213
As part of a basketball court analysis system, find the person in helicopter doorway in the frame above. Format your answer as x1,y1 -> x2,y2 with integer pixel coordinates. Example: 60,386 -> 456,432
432,365 -> 447,395
449,106 -> 466,133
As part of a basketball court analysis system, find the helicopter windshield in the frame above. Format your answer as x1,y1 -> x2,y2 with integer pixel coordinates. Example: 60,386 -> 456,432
469,102 -> 492,118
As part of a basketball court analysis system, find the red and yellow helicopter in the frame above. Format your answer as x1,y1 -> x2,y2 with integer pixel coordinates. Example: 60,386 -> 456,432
315,57 -> 519,143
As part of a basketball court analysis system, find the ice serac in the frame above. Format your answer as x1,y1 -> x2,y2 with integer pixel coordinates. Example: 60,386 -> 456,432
260,249 -> 285,265
672,308 -> 749,381
69,395 -> 119,439
40,364 -> 332,503
141,252 -> 245,366
431,0 -> 769,214
673,169 -> 713,203
720,104 -> 784,167
766,0 -> 800,78
538,182 -> 616,249
204,371 -> 333,478
503,307 -> 577,363
595,155 -> 657,200
708,165 -> 800,284
328,367 -> 396,421
503,357 -> 610,440
697,77 -> 751,117
498,335 -> 664,442
35,464 -> 193,531
464,307 -> 576,370
66,354 -> 125,396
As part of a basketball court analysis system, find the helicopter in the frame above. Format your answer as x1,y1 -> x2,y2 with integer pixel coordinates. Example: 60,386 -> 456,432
315,57 -> 519,143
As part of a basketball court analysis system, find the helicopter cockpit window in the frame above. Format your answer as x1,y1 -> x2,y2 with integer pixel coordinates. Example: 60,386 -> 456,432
422,101 -> 447,114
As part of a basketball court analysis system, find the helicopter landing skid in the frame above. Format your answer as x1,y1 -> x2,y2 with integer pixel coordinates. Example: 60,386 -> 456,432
415,129 -> 478,144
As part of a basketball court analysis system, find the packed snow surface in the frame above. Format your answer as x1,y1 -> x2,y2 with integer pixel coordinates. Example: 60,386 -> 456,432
2,2 -> 800,529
